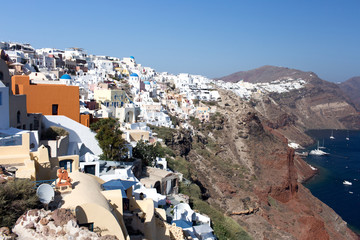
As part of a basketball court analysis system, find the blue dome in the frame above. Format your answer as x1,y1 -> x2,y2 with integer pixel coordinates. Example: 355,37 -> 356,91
144,81 -> 150,85
130,56 -> 135,59
60,74 -> 72,80
130,73 -> 139,77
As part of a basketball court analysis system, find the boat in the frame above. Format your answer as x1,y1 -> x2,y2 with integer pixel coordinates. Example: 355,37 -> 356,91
309,149 -> 329,156
330,130 -> 335,140
309,141 -> 329,156
346,131 -> 349,141
343,180 -> 352,186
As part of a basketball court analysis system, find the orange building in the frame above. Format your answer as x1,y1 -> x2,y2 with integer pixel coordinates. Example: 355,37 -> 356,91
11,75 -> 85,125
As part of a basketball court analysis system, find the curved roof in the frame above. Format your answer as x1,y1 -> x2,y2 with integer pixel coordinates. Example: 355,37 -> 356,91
60,74 -> 72,80
130,56 -> 135,59
144,81 -> 150,85
62,172 -> 112,211
130,73 -> 139,77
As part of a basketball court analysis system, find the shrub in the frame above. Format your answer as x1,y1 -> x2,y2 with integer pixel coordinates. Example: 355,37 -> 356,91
0,179 -> 42,228
179,182 -> 252,240
41,126 -> 69,140
167,156 -> 191,179
148,125 -> 176,143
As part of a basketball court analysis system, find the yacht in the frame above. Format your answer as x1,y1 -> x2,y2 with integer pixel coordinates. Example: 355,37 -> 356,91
309,141 -> 329,156
330,130 -> 335,140
343,180 -> 352,186
346,131 -> 350,141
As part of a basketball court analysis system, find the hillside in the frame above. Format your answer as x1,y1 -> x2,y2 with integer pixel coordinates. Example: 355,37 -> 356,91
215,65 -> 315,84
169,91 -> 358,239
339,76 -> 360,110
216,66 -> 360,142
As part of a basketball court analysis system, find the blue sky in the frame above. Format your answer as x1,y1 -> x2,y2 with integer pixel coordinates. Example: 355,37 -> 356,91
1,0 -> 359,82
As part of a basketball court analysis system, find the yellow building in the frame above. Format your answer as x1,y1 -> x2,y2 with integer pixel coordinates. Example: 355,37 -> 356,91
61,172 -> 183,240
195,106 -> 211,122
94,88 -> 130,108
123,130 -> 150,142
0,132 -> 79,180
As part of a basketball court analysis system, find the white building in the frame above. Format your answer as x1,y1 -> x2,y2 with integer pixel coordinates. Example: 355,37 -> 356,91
41,115 -> 102,157
0,81 -> 9,129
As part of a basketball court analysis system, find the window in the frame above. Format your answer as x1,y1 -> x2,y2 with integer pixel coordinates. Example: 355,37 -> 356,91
0,71 -> 3,81
17,111 -> 21,124
52,104 -> 58,115
84,165 -> 96,175
15,84 -> 19,94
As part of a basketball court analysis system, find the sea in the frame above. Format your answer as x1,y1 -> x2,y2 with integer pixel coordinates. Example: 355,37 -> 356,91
304,129 -> 360,233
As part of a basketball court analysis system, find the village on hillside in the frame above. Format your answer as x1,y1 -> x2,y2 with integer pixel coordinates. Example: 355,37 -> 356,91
0,42 -> 306,240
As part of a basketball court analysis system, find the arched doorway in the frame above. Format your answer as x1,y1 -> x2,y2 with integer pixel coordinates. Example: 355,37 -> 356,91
154,181 -> 161,194
126,110 -> 134,123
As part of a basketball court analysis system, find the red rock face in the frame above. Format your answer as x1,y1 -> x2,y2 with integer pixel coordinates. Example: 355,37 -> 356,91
298,216 -> 330,240
185,90 -> 359,239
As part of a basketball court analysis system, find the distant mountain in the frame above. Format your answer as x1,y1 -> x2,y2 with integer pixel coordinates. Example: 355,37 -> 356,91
216,65 -> 317,83
216,65 -> 360,133
339,76 -> 360,110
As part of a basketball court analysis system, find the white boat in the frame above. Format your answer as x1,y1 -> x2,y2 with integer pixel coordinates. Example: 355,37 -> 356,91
346,131 -> 349,141
309,141 -> 329,155
309,149 -> 329,155
330,130 -> 335,140
343,181 -> 352,186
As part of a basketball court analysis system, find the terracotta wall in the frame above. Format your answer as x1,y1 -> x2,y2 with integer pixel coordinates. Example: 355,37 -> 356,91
12,75 -> 80,123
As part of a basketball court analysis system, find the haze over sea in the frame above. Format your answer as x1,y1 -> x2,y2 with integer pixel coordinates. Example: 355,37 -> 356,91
304,130 -> 360,233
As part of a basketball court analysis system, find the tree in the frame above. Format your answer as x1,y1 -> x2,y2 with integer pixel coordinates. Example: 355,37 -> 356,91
90,118 -> 127,161
133,141 -> 166,167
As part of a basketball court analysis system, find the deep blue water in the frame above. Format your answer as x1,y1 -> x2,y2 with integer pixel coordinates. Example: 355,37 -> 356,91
304,130 -> 360,233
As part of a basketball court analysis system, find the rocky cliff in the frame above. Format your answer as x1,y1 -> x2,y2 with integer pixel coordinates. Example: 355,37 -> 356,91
339,76 -> 360,110
218,66 -> 360,143
180,90 -> 358,239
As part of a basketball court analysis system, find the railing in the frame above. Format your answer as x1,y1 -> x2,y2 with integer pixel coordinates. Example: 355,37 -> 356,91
32,179 -> 57,189
0,134 -> 22,147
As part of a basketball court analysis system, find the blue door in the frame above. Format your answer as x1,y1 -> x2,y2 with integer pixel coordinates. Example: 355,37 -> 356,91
59,160 -> 73,172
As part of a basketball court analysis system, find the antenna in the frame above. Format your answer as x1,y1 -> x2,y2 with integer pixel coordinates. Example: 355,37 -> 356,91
36,184 -> 55,207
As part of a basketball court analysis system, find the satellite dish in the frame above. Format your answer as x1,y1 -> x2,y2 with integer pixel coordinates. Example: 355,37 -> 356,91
36,184 -> 55,204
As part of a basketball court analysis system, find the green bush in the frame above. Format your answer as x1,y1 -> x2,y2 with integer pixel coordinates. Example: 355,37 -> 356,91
133,141 -> 158,166
0,179 -> 42,228
41,126 -> 69,140
148,125 -> 176,143
189,116 -> 201,129
167,156 -> 191,179
179,182 -> 252,240
192,199 -> 252,240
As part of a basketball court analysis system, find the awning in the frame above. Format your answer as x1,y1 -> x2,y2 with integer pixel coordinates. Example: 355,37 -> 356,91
102,179 -> 138,198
